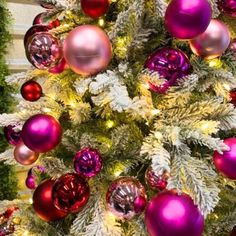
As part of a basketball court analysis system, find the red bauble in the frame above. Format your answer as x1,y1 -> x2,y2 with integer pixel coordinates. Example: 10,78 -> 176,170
33,13 -> 60,29
52,173 -> 90,213
81,0 -> 109,19
33,179 -> 67,222
48,58 -> 67,74
230,90 -> 236,107
231,226 -> 236,236
21,80 -> 42,102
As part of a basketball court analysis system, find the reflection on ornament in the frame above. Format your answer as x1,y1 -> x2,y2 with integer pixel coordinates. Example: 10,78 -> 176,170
218,0 -> 236,17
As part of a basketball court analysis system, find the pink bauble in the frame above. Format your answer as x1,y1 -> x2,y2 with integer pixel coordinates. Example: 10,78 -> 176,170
213,138 -> 236,179
189,19 -> 231,59
48,58 -> 67,74
63,25 -> 112,76
21,114 -> 62,153
165,0 -> 212,39
145,190 -> 204,236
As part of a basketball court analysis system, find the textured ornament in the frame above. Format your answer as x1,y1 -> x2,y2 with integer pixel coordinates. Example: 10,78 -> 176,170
33,179 -> 67,221
21,80 -> 42,102
14,142 -> 39,165
52,173 -> 90,213
48,58 -> 67,74
63,25 -> 112,76
74,147 -> 102,178
218,0 -> 236,17
106,177 -> 147,220
213,137 -> 236,179
145,167 -> 169,191
165,0 -> 212,39
145,190 -> 204,236
81,0 -> 109,18
25,165 -> 46,189
190,19 -> 231,60
22,114 -> 62,153
26,32 -> 63,70
4,125 -> 21,146
145,48 -> 191,93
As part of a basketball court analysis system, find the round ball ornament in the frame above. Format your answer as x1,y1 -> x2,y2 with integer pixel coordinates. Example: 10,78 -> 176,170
63,25 -> 112,76
25,165 -> 46,189
14,142 -> 39,165
145,48 -> 191,93
229,38 -> 236,57
213,137 -> 236,179
230,89 -> 236,107
33,13 -> 60,29
48,58 -> 67,74
21,80 -> 42,102
52,173 -> 90,213
165,0 -> 212,39
4,125 -> 21,146
33,179 -> 67,221
81,0 -> 109,19
106,177 -> 147,220
190,19 -> 231,60
218,0 -> 236,17
21,114 -> 62,153
231,226 -> 236,236
74,147 -> 102,178
145,190 -> 204,236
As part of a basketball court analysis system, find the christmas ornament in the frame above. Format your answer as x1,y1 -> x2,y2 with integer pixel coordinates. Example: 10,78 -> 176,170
25,165 -> 46,189
74,147 -> 102,178
189,19 -> 231,60
52,173 -> 90,213
81,0 -> 109,19
26,32 -> 63,70
165,0 -> 212,39
145,190 -> 204,236
213,137 -> 236,179
48,58 -> 67,74
230,89 -> 236,107
33,13 -> 60,29
231,226 -> 236,236
218,0 -> 236,17
14,142 -> 39,165
4,125 -> 21,146
63,25 -> 112,76
230,38 -> 236,56
21,114 -> 62,153
145,167 -> 169,191
33,13 -> 44,25
20,80 -> 42,102
35,0 -> 55,9
33,179 -> 67,221
145,48 -> 191,93
106,177 -> 147,220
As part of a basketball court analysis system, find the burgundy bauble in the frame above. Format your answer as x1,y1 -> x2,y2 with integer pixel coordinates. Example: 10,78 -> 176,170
33,179 -> 67,221
21,114 -> 62,153
145,48 -> 191,93
106,177 -> 147,220
48,58 -> 67,74
218,0 -> 236,17
230,90 -> 236,107
52,173 -> 90,213
21,80 -> 42,102
33,13 -> 60,29
213,137 -> 236,179
33,13 -> 44,25
4,125 -> 21,146
81,0 -> 109,19
165,0 -> 212,39
74,147 -> 102,178
145,190 -> 204,236
231,226 -> 236,236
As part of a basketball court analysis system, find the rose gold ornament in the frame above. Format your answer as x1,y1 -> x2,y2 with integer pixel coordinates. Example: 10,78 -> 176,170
189,19 -> 231,60
14,142 -> 39,165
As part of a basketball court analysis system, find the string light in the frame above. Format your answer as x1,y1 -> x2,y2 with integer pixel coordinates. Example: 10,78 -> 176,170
98,18 -> 105,27
223,83 -> 231,91
105,120 -> 115,129
208,58 -> 222,68
151,109 -> 160,116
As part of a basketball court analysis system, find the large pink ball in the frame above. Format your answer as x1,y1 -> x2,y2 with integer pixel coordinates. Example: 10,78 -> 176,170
213,138 -> 236,180
145,190 -> 204,236
165,0 -> 212,39
22,114 -> 62,153
63,25 -> 112,76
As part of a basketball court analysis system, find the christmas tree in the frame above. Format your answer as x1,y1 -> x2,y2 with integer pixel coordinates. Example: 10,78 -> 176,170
0,0 -> 236,235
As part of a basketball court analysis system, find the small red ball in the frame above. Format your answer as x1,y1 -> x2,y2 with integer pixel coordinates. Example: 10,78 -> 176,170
81,0 -> 109,19
21,80 -> 42,102
230,90 -> 236,107
33,179 -> 67,222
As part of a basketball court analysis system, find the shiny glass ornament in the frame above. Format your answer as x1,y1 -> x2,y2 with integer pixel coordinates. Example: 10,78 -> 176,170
218,0 -> 236,17
230,89 -> 236,107
230,38 -> 236,57
4,125 -> 21,146
25,165 -> 46,189
48,58 -> 67,74
21,80 -> 42,102
33,12 -> 60,29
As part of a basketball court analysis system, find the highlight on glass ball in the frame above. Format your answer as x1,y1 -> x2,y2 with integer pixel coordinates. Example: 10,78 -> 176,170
20,80 -> 42,102
218,0 -> 236,17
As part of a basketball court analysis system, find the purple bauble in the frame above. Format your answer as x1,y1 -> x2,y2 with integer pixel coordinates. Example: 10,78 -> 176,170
21,114 -> 62,153
4,125 -> 21,146
165,0 -> 212,39
218,0 -> 236,17
26,174 -> 37,189
74,147 -> 102,178
145,48 -> 191,93
213,138 -> 236,180
145,190 -> 204,236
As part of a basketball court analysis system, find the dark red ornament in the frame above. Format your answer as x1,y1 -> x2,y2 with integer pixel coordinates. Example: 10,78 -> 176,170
33,179 -> 67,222
52,173 -> 90,213
218,0 -> 236,17
231,226 -> 236,236
20,80 -> 42,102
230,90 -> 236,107
81,0 -> 109,19
4,125 -> 21,146
33,13 -> 44,25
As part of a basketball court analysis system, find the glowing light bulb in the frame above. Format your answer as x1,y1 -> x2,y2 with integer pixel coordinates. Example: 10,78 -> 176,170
98,18 -> 105,27
105,120 -> 115,129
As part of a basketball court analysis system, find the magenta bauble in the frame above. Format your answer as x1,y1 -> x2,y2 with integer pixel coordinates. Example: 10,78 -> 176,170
213,138 -> 236,179
218,0 -> 236,17
4,125 -> 21,146
48,58 -> 67,74
63,25 -> 112,76
21,114 -> 62,153
25,165 -> 46,189
165,0 -> 212,39
145,190 -> 204,236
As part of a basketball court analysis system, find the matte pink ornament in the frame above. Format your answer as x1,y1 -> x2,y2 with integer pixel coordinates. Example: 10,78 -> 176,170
63,25 -> 112,76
